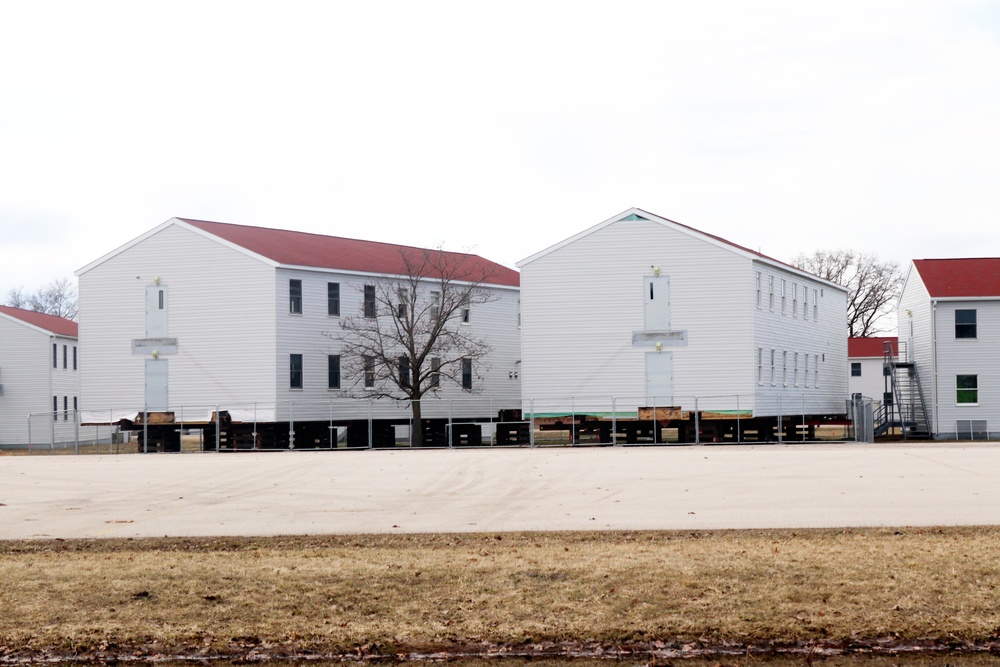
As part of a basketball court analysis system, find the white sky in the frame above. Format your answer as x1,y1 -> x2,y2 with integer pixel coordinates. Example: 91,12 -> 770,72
2,1 -> 1000,300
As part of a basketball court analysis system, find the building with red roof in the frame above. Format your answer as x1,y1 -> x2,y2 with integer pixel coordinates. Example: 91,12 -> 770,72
0,306 -> 79,447
897,258 -> 1000,439
847,336 -> 897,410
75,218 -> 521,446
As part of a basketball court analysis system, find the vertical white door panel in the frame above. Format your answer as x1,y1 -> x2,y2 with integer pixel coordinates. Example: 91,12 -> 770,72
645,352 -> 672,405
146,285 -> 168,337
644,276 -> 670,330
145,358 -> 168,410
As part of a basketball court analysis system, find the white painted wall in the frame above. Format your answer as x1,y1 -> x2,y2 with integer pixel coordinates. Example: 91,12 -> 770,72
897,266 -> 938,433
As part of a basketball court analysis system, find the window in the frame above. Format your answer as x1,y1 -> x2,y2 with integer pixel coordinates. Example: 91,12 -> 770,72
755,272 -> 762,309
289,279 -> 302,314
804,353 -> 810,387
955,309 -> 977,339
327,282 -> 340,316
399,355 -> 410,388
770,349 -> 776,385
397,288 -> 408,319
53,343 -> 57,368
328,355 -> 341,390
781,279 -> 787,315
364,285 -> 376,318
63,396 -> 68,420
363,356 -> 375,388
802,288 -> 809,321
957,374 -> 978,404
289,354 -> 303,389
431,357 -> 441,388
63,344 -> 67,369
813,289 -> 818,321
73,396 -> 78,413
792,282 -> 798,317
461,307 -> 470,324
814,354 -> 820,387
53,396 -> 57,420
73,346 -> 77,370
768,276 -> 774,311
793,352 -> 799,386
782,350 -> 788,386
851,362 -> 862,377
757,348 -> 763,385
430,291 -> 441,318
461,358 -> 473,390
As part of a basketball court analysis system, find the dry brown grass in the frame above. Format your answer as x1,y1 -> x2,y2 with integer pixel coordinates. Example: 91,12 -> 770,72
2,527 -> 1000,659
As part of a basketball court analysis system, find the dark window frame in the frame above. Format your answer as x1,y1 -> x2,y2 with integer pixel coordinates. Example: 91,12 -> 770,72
327,282 -> 340,317
399,355 -> 410,388
955,309 -> 977,339
851,362 -> 862,377
289,279 -> 303,314
289,353 -> 303,389
363,285 -> 376,318
461,358 -> 472,390
363,355 -> 375,388
957,374 -> 978,404
327,354 -> 341,390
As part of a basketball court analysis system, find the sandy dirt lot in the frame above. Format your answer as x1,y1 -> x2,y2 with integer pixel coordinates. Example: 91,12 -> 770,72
1,442 -> 997,539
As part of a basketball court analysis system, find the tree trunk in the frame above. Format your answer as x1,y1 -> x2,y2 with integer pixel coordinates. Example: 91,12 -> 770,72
411,394 -> 423,448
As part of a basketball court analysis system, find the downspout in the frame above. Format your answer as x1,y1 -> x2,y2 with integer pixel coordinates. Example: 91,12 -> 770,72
931,301 -> 939,436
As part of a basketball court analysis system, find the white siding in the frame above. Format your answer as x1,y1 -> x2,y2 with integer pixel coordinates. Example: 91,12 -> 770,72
274,268 -> 521,421
930,300 -> 1000,438
848,356 -> 890,405
752,261 -> 849,417
78,223 -> 277,421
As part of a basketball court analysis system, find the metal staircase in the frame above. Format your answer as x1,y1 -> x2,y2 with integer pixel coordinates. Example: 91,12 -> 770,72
875,340 -> 931,439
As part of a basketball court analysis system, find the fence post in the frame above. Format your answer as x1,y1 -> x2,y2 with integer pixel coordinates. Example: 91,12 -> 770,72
253,402 -> 259,451
27,414 -> 33,456
695,396 -> 700,445
289,401 -> 295,449
329,401 -> 335,449
652,392 -> 657,444
529,398 -> 536,448
215,405 -> 221,452
367,400 -> 373,450
777,394 -> 783,443
612,396 -> 617,446
571,396 -> 575,445
736,394 -> 741,444
74,410 -> 80,455
801,394 -> 807,441
143,404 -> 148,454
448,400 -> 453,448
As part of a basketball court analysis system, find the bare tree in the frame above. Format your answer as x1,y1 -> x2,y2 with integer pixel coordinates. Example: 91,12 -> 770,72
792,249 -> 902,337
6,278 -> 78,320
336,248 -> 497,447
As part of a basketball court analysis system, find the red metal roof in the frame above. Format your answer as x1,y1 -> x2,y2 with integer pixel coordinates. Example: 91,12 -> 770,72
178,218 -> 520,288
0,306 -> 78,337
848,336 -> 897,358
912,258 -> 1000,298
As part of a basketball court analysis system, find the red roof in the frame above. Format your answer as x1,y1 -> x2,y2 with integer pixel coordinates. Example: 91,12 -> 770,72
0,306 -> 78,337
912,258 -> 1000,298
848,336 -> 897,358
179,218 -> 519,288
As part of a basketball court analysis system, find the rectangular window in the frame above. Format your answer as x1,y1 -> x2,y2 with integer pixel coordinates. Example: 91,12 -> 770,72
363,355 -> 375,388
461,307 -> 470,324
289,354 -> 303,389
73,396 -> 78,412
794,352 -> 800,387
53,343 -> 57,368
756,347 -> 763,385
813,289 -> 818,321
63,396 -> 68,420
462,358 -> 473,390
814,354 -> 820,387
73,346 -> 77,370
327,282 -> 340,316
851,362 -> 862,377
781,279 -> 787,315
792,282 -> 798,317
955,309 -> 977,339
63,344 -> 67,369
768,276 -> 774,311
957,374 -> 978,404
770,349 -> 776,385
755,272 -> 762,309
804,353 -> 810,387
328,355 -> 341,389
782,350 -> 788,386
430,290 -> 441,319
399,356 -> 410,388
364,285 -> 376,318
53,396 -> 58,420
431,357 -> 441,388
397,288 -> 408,319
289,279 -> 302,314
802,287 -> 809,321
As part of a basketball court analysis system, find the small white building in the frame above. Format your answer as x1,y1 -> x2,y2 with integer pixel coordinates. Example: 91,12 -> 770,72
0,306 -> 79,447
75,218 -> 521,445
517,208 -> 849,434
897,258 -> 1000,440
848,336 -> 897,407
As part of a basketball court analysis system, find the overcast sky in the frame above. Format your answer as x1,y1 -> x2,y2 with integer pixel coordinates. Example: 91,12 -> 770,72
2,1 -> 999,302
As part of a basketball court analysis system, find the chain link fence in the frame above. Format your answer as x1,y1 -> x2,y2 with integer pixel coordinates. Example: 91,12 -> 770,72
17,390 -> 862,454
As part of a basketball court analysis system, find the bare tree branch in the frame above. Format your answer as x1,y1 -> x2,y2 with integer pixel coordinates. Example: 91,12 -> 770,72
792,249 -> 902,337
5,278 -> 78,320
334,247 -> 497,446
